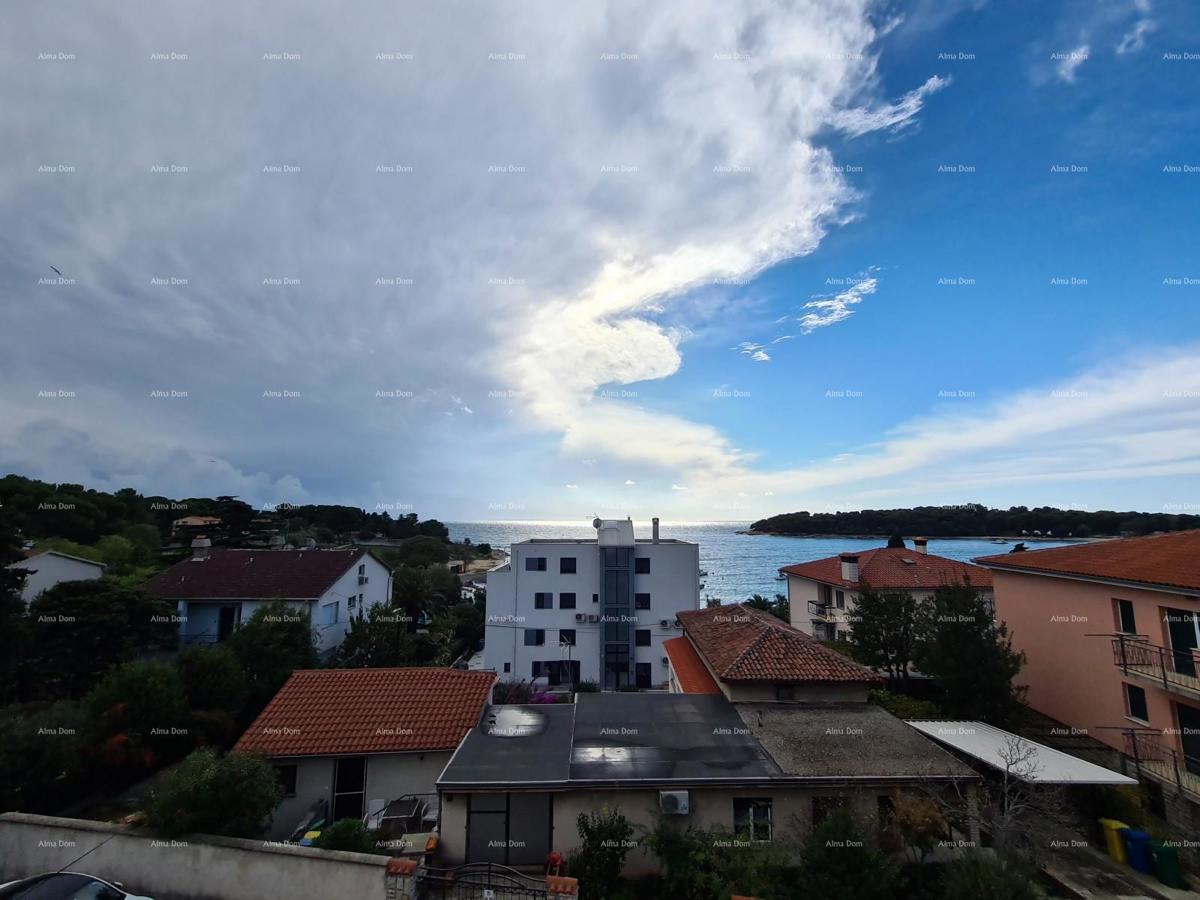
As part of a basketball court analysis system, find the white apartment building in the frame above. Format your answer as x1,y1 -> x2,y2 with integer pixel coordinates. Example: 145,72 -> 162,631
484,518 -> 701,691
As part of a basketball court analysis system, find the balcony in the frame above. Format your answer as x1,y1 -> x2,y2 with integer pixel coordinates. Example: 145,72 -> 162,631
1123,730 -> 1200,802
808,600 -> 831,622
1111,634 -> 1200,700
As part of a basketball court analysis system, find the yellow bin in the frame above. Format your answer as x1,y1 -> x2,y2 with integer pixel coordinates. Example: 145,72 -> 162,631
1099,819 -> 1130,864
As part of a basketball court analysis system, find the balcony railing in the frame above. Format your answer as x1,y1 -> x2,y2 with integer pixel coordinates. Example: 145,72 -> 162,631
808,600 -> 831,621
1123,730 -> 1200,801
1111,634 -> 1200,697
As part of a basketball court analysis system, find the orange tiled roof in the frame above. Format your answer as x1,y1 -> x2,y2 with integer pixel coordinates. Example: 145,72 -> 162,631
677,604 -> 881,684
779,546 -> 992,590
974,530 -> 1200,591
233,667 -> 495,757
663,636 -> 722,694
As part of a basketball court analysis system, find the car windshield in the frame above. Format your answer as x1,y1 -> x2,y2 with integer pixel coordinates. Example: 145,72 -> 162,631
0,874 -> 123,900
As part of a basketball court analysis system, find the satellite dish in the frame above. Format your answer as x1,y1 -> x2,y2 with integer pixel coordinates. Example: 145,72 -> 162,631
592,516 -> 602,529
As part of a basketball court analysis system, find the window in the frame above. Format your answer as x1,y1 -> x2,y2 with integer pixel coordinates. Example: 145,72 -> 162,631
636,662 -> 652,688
525,556 -> 547,571
560,557 -> 577,574
635,557 -> 651,574
524,629 -> 545,646
534,592 -> 553,609
275,764 -> 298,797
835,589 -> 845,609
503,662 -> 511,673
1115,599 -> 1137,634
733,798 -> 772,842
819,584 -> 833,604
321,601 -> 339,625
560,592 -> 577,609
348,595 -> 357,610
1125,683 -> 1149,722
635,628 -> 651,646
358,563 -> 365,575
635,593 -> 651,610
559,629 -> 576,646
593,593 -> 599,604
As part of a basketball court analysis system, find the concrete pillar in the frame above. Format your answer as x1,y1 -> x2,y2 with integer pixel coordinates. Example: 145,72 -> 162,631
384,858 -> 417,899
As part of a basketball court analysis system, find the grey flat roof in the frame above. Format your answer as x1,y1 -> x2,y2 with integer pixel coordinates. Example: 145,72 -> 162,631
570,693 -> 781,784
736,703 -> 980,781
439,704 -> 575,788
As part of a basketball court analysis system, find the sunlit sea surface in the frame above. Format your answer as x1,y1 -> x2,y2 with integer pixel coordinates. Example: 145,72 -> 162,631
446,521 -> 1076,604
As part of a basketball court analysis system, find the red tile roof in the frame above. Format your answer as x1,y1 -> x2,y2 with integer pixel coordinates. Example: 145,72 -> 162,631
663,636 -> 722,694
677,604 -> 881,684
148,548 -> 367,600
974,530 -> 1200,591
234,668 -> 496,757
779,546 -> 992,590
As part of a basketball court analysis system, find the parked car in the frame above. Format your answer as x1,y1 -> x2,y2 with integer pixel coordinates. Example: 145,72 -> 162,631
0,872 -> 153,899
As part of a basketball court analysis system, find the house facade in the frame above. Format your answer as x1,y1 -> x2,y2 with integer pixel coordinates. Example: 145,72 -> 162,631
975,531 -> 1200,867
8,550 -> 106,604
483,518 -> 700,690
234,667 -> 495,841
780,539 -> 993,641
147,539 -> 392,657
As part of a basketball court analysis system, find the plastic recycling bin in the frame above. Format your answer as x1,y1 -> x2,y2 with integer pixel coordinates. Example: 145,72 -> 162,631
1098,818 -> 1129,864
1149,840 -> 1186,889
1121,828 -> 1154,875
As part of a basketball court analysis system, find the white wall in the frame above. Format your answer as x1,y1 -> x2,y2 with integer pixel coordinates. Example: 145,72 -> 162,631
269,751 -> 451,840
484,539 -> 700,687
10,553 -> 104,604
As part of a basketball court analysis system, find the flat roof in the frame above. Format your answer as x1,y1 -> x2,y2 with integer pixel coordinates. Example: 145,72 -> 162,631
736,704 -> 979,780
440,704 -> 575,788
905,720 -> 1136,784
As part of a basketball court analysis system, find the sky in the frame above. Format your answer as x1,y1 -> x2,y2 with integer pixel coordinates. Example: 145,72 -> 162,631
2,0 -> 1199,522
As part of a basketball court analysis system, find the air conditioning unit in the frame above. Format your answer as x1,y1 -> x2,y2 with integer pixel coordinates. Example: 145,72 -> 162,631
659,619 -> 671,629
587,614 -> 600,623
661,656 -> 669,666
575,613 -> 585,623
673,619 -> 681,628
659,790 -> 690,815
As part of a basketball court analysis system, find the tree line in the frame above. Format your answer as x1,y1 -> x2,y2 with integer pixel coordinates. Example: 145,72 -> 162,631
750,502 -> 1199,538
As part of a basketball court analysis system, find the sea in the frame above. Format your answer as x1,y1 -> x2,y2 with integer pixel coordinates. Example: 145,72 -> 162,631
445,521 -> 1077,604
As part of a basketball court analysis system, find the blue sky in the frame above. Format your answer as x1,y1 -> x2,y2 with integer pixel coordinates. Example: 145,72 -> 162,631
1,0 -> 1198,521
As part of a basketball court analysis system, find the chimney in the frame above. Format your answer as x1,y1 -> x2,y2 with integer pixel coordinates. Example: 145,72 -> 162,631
652,517 -> 660,543
913,537 -> 928,554
191,536 -> 211,561
839,552 -> 859,583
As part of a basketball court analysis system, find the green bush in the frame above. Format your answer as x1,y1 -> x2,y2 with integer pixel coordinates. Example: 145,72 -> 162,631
0,700 -> 86,812
492,681 -> 533,704
798,810 -> 899,900
144,748 -> 283,838
176,645 -> 247,717
570,807 -> 634,900
575,680 -> 601,693
313,818 -> 386,854
641,817 -> 798,900
868,689 -> 942,720
84,661 -> 191,776
940,852 -> 1044,900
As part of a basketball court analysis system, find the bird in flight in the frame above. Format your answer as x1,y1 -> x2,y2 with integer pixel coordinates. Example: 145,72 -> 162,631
49,265 -> 63,277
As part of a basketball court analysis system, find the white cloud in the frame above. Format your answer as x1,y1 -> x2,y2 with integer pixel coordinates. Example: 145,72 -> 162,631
826,75 -> 951,138
798,276 -> 878,334
1116,17 -> 1154,54
565,484 -> 578,489
1056,44 -> 1091,82
624,479 -> 636,486
671,484 -> 689,492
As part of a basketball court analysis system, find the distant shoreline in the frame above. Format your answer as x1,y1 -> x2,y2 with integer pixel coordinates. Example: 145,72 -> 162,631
738,531 -> 1098,542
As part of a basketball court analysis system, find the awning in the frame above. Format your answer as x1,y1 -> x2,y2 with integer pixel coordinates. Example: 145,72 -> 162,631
905,720 -> 1136,785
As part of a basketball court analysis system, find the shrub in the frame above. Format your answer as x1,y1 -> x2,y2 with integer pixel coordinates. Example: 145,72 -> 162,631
571,807 -> 634,900
575,681 -> 601,693
868,689 -> 942,720
313,818 -> 386,854
144,748 -> 283,838
176,645 -> 247,717
84,661 -> 191,777
798,810 -> 899,900
940,852 -> 1044,900
640,817 -> 798,900
492,681 -> 533,704
0,700 -> 86,812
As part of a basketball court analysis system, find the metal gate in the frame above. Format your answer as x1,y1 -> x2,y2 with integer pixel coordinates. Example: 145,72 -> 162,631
415,862 -> 548,899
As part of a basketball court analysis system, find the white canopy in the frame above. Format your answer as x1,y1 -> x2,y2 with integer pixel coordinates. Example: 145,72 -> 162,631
906,720 -> 1136,785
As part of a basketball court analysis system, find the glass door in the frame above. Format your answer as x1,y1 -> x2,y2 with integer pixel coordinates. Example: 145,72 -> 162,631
1164,608 -> 1199,678
333,756 -> 367,821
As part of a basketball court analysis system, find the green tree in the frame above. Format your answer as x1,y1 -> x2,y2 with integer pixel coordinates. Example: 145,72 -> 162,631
571,807 -> 634,900
228,602 -> 317,718
745,593 -> 791,622
84,661 -> 191,778
120,523 -> 162,563
30,580 -> 177,699
96,534 -> 137,570
849,583 -> 926,680
393,535 -> 450,567
335,603 -> 442,668
432,602 -> 484,664
797,810 -> 898,900
915,583 -> 1026,726
0,521 -> 30,703
31,537 -> 104,563
176,645 -> 247,716
144,747 -> 283,838
0,700 -> 86,812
